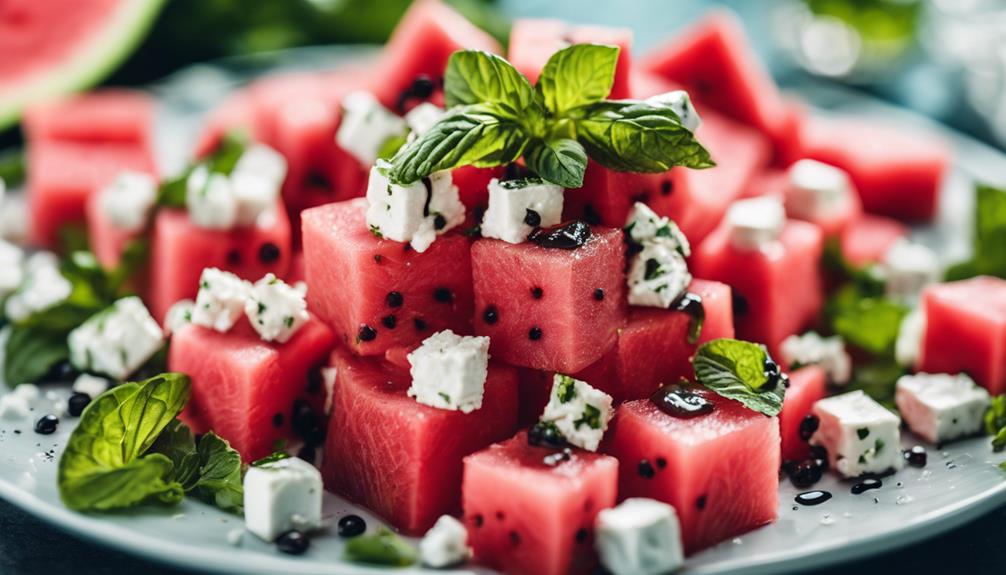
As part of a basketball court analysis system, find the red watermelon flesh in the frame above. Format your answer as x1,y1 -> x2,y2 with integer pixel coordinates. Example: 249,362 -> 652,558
148,202 -> 292,322
22,89 -> 154,146
796,115 -> 949,222
629,68 -> 684,99
301,198 -> 474,356
779,366 -> 827,462
463,432 -> 618,575
28,140 -> 156,248
323,347 -> 518,534
692,220 -> 824,357
839,213 -> 907,268
472,227 -> 626,373
604,389 -> 780,554
919,277 -> 1006,395
247,72 -> 332,147
561,160 -> 625,227
453,165 -> 504,227
373,0 -> 500,112
509,19 -> 633,99
642,10 -> 788,137
741,169 -> 787,200
194,89 -> 260,159
770,98 -> 808,168
168,318 -> 335,461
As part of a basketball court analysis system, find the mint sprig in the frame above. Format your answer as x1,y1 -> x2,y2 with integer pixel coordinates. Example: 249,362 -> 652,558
692,338 -> 785,417
390,45 -> 713,188
946,184 -> 1006,281
343,527 -> 418,566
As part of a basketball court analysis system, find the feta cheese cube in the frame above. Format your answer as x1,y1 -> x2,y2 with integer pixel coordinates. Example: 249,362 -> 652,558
191,268 -> 251,333
646,90 -> 702,133
879,239 -> 941,301
72,373 -> 110,398
895,307 -> 926,368
780,332 -> 852,385
810,390 -> 902,477
405,102 -> 446,138
163,299 -> 195,336
97,171 -> 158,232
624,202 -> 690,256
243,456 -> 323,542
725,196 -> 785,251
419,515 -> 470,568
244,274 -> 309,343
13,383 -> 39,401
540,374 -> 614,451
895,373 -> 990,444
335,90 -> 407,165
0,239 -> 24,298
785,159 -> 855,220
230,171 -> 279,228
186,166 -> 238,230
5,263 -> 72,322
68,296 -> 165,380
0,394 -> 29,420
233,144 -> 288,188
596,498 -> 684,575
365,162 -> 464,252
480,178 -> 564,244
626,241 -> 691,309
407,330 -> 490,413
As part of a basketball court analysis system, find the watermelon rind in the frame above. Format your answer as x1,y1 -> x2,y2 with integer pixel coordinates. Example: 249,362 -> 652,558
0,0 -> 166,130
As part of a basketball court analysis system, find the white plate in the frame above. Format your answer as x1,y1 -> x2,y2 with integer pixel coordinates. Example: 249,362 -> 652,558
2,46 -> 1006,575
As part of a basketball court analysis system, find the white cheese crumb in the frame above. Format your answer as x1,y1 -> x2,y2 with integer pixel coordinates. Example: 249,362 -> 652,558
72,374 -> 110,398
646,90 -> 702,133
405,103 -> 446,139
895,307 -> 926,368
244,274 -> 309,343
4,262 -> 72,323
419,515 -> 470,568
186,166 -> 238,230
243,457 -> 323,542
365,161 -> 464,252
879,239 -> 941,301
163,299 -> 195,336
0,240 -> 24,299
785,159 -> 855,220
596,498 -> 685,575
230,144 -> 287,227
13,383 -> 39,401
407,330 -> 490,413
725,196 -> 786,250
0,394 -> 29,420
627,241 -> 691,309
624,202 -> 690,256
335,90 -> 407,165
811,390 -> 902,478
540,374 -> 613,452
780,332 -> 852,385
895,373 -> 990,444
68,296 -> 165,380
480,178 -> 565,244
191,268 -> 252,333
97,171 -> 158,232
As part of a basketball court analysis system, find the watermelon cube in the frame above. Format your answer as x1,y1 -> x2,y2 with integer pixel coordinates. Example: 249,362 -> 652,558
780,366 -> 827,462
604,389 -> 780,553
796,116 -> 949,222
148,202 -> 292,323
919,277 -> 1006,395
509,19 -> 633,99
741,168 -> 787,200
22,89 -> 154,147
629,68 -> 683,99
472,226 -> 626,373
168,318 -> 335,461
839,213 -> 907,268
462,432 -> 619,575
28,140 -> 156,248
193,90 -> 260,159
692,219 -> 824,356
323,347 -> 518,534
301,198 -> 474,356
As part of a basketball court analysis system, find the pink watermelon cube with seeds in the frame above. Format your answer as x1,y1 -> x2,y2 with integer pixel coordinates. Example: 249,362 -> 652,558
779,365 -> 828,462
462,432 -> 619,575
323,347 -> 519,534
193,89 -> 260,159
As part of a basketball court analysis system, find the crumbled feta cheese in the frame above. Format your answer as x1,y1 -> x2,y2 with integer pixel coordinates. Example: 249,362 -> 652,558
244,274 -> 309,343
0,394 -> 29,420
895,373 -> 989,444
596,498 -> 684,575
186,166 -> 238,230
164,299 -> 195,336
25,251 -> 59,273
725,196 -> 786,250
13,383 -> 39,401
322,366 -> 338,415
627,241 -> 691,309
365,162 -> 464,252
407,330 -> 490,413
419,515 -> 470,568
191,268 -> 252,333
243,456 -> 323,542
97,171 -> 158,232
72,373 -> 110,398
785,159 -> 855,220
646,90 -> 702,133
780,332 -> 852,385
335,91 -> 407,165
480,178 -> 565,244
879,239 -> 941,301
5,263 -> 72,322
68,297 -> 165,380
540,374 -> 613,452
624,202 -> 690,256
233,144 -> 288,188
405,103 -> 446,138
895,307 -> 926,368
0,240 -> 24,298
229,144 -> 287,227
810,390 -> 902,477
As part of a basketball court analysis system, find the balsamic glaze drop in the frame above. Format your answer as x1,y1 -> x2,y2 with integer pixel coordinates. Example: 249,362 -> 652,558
904,445 -> 928,468
794,490 -> 832,506
851,478 -> 883,495
528,221 -> 592,249
650,385 -> 714,419
672,292 -> 705,344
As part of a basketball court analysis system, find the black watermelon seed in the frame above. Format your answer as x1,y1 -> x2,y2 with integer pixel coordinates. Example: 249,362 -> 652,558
529,327 -> 543,341
483,305 -> 499,325
660,179 -> 674,196
381,315 -> 397,329
258,242 -> 281,264
67,393 -> 91,417
358,325 -> 377,342
524,209 -> 541,227
696,495 -> 707,510
411,75 -> 436,99
272,413 -> 284,428
373,254 -> 383,264
509,531 -> 521,546
638,459 -> 656,479
433,287 -> 453,303
495,511 -> 505,521
433,214 -> 447,230
305,169 -> 332,192
413,318 -> 428,331
799,415 -> 820,441
531,287 -> 543,299
337,515 -> 367,538
473,514 -> 484,528
593,288 -> 605,301
386,291 -> 404,308
226,249 -> 242,265
656,457 -> 667,469
34,415 -> 58,435
575,528 -> 588,543
276,530 -> 310,555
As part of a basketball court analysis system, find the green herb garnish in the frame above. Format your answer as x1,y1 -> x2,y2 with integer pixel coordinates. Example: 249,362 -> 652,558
251,451 -> 292,467
826,284 -> 908,357
343,527 -> 417,566
692,338 -> 785,417
946,184 -> 1006,280
985,396 -> 1006,452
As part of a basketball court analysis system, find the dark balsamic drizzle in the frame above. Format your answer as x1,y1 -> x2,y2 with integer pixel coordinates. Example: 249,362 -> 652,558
528,221 -> 592,249
672,292 -> 705,344
851,478 -> 883,495
795,490 -> 832,506
650,385 -> 714,419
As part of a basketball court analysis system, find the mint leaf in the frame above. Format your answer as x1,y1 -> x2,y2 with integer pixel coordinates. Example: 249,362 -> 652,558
389,104 -> 528,184
537,44 -> 619,115
151,419 -> 200,489
986,396 -> 1006,452
845,360 -> 906,409
444,50 -> 540,121
343,527 -> 418,566
156,171 -> 189,209
826,285 -> 907,356
693,338 -> 784,417
206,131 -> 247,176
3,326 -> 68,388
251,451 -> 291,467
189,432 -> 243,513
0,147 -> 25,187
525,138 -> 588,188
576,99 -> 715,172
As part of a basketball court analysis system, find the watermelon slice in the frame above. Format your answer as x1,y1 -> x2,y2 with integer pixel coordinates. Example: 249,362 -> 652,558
301,198 -> 475,356
168,318 -> 335,461
463,432 -> 619,575
780,366 -> 827,462
508,19 -> 634,99
0,0 -> 165,129
22,89 -> 155,146
323,347 -> 518,534
471,226 -> 626,373
839,213 -> 907,268
919,277 -> 1006,395
604,389 -> 780,554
